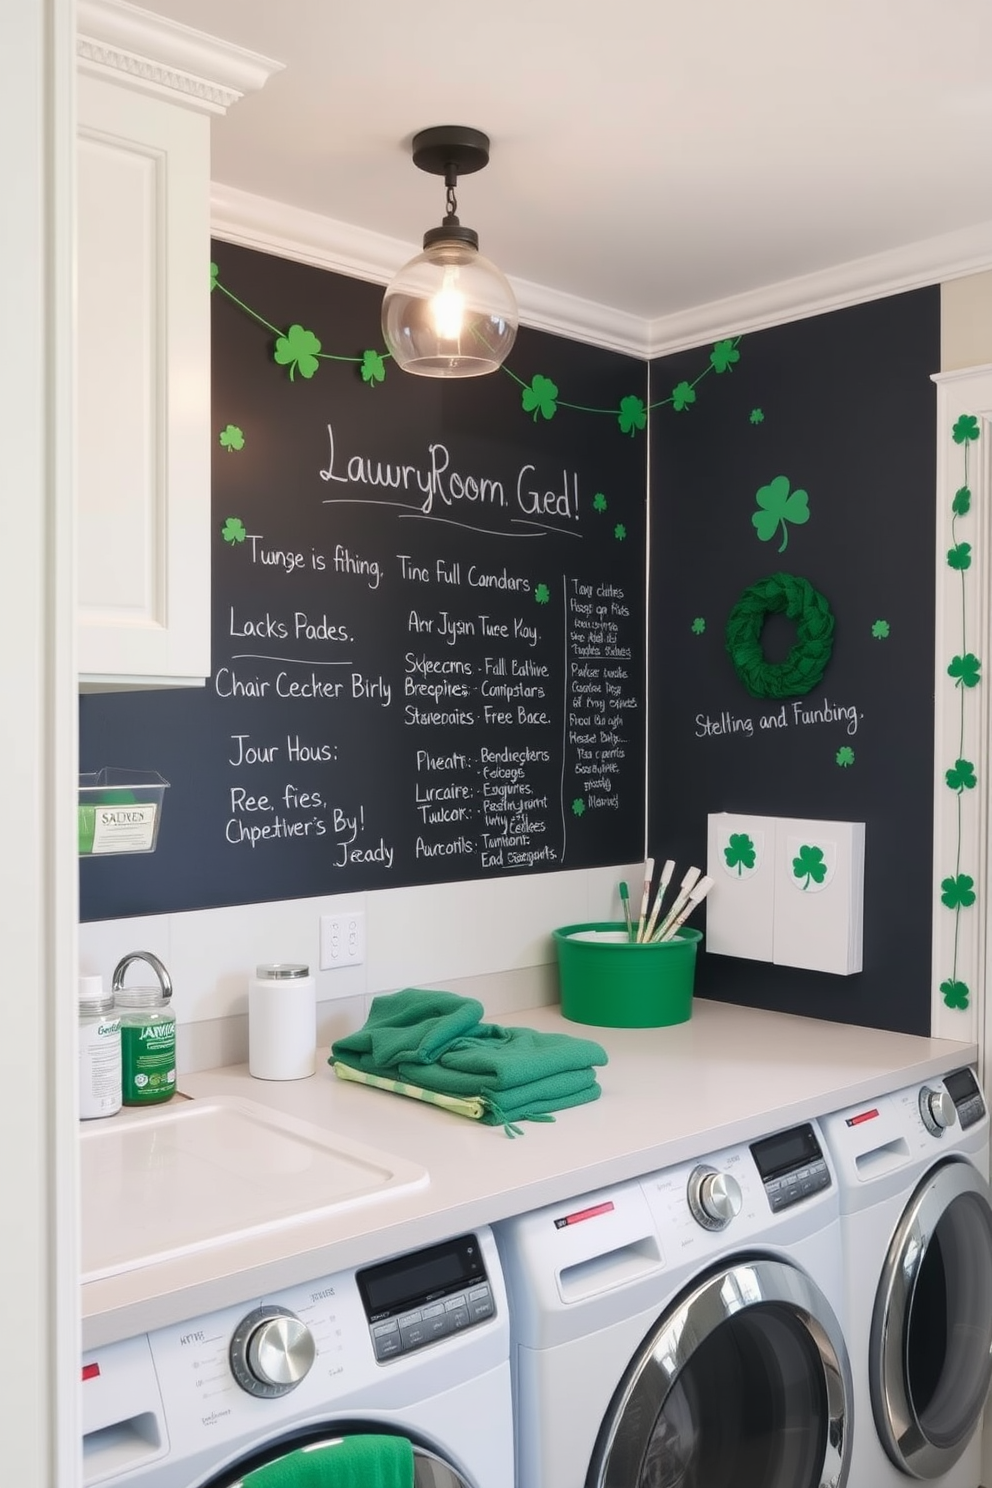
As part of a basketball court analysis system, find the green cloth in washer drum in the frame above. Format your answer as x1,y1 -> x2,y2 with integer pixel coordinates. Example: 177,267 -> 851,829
242,1435 -> 414,1488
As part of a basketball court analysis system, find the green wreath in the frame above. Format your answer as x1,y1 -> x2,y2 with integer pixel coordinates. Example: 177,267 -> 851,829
725,572 -> 835,699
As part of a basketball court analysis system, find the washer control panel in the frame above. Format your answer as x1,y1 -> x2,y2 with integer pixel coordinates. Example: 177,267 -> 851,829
357,1233 -> 495,1363
750,1122 -> 832,1212
229,1305 -> 317,1398
944,1065 -> 987,1130
686,1165 -> 744,1230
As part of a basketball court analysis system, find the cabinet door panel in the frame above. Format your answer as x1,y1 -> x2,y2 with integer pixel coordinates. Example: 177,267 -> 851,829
77,75 -> 210,688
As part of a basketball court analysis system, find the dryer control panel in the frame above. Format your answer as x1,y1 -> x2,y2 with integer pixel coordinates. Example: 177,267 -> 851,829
945,1065 -> 987,1130
750,1123 -> 832,1212
357,1233 -> 495,1362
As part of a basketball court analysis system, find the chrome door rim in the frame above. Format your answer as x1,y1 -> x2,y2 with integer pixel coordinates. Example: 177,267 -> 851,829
587,1255 -> 851,1488
870,1157 -> 992,1478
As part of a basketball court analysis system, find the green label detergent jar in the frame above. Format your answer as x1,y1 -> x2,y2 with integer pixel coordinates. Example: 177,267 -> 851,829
112,951 -> 176,1106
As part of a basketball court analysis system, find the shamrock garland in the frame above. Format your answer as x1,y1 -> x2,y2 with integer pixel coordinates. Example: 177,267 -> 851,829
210,259 -> 741,438
939,412 -> 983,1013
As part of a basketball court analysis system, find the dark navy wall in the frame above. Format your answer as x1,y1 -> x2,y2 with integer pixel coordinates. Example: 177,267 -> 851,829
648,289 -> 940,1034
80,243 -> 648,919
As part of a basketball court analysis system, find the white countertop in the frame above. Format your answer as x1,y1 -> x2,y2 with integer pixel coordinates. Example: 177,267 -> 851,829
81,998 -> 976,1349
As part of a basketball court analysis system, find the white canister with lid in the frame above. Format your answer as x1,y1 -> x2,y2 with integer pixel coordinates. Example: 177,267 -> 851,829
248,963 -> 316,1080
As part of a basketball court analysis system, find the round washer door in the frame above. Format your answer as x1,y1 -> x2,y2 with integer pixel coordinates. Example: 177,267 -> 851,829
587,1256 -> 851,1488
211,1434 -> 472,1487
870,1156 -> 992,1479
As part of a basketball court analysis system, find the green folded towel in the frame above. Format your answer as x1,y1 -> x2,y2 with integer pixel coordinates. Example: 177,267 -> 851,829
474,1069 -> 602,1122
330,989 -> 608,1135
424,1023 -> 608,1091
334,1061 -> 602,1132
331,988 -> 484,1071
242,1436 -> 414,1488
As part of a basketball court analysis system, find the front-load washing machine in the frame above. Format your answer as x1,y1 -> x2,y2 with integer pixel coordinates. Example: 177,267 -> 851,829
80,1228 -> 511,1488
496,1121 -> 853,1488
820,1066 -> 992,1488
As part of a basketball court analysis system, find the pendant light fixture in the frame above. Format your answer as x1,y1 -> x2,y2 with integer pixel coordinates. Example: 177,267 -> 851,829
381,125 -> 518,378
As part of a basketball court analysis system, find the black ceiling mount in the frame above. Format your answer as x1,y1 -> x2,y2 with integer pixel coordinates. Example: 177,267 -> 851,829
411,126 -> 491,178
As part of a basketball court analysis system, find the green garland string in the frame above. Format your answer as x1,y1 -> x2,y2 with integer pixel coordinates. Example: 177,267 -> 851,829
725,573 -> 835,699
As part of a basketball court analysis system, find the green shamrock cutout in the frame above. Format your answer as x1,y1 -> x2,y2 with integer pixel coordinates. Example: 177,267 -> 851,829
221,517 -> 246,544
614,523 -> 627,541
952,414 -> 980,444
521,374 -> 559,422
724,832 -> 756,874
618,395 -> 647,436
691,617 -> 706,635
361,350 -> 386,386
952,485 -> 972,516
710,340 -> 740,373
593,492 -> 608,513
209,261 -> 219,292
945,758 -> 977,792
940,979 -> 970,1010
671,381 -> 696,412
749,408 -> 765,425
571,798 -> 586,817
534,583 -> 550,605
948,542 -> 972,571
836,746 -> 855,767
219,424 -> 244,452
948,653 -> 981,688
940,873 -> 976,910
752,475 -> 810,553
274,324 -> 322,380
872,620 -> 890,639
793,844 -> 827,890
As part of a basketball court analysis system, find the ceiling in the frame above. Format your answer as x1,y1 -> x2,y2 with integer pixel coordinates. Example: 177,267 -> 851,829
110,0 -> 992,348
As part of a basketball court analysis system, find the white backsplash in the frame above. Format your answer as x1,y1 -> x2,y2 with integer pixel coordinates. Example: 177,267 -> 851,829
80,864 -> 640,1073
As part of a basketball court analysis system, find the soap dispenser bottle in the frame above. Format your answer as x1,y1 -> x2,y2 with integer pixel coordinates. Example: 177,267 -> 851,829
113,951 -> 176,1106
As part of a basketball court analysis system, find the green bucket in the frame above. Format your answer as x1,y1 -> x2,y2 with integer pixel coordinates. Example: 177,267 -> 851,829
553,922 -> 702,1029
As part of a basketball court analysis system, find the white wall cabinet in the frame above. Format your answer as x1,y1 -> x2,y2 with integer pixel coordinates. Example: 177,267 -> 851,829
77,73 -> 211,688
75,0 -> 281,690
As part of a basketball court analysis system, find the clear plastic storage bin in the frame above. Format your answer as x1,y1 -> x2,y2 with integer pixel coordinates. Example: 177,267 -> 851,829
78,769 -> 169,856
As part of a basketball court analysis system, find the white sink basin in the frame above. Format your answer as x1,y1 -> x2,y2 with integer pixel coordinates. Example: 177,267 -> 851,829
80,1095 -> 429,1282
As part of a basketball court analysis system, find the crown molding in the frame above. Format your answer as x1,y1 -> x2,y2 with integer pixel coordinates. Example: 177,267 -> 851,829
76,0 -> 283,114
211,181 -> 992,360
209,183 -> 651,358
646,221 -> 992,356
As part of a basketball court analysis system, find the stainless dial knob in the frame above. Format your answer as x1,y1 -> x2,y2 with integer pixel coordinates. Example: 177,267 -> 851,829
229,1306 -> 316,1397
687,1166 -> 743,1230
919,1085 -> 957,1137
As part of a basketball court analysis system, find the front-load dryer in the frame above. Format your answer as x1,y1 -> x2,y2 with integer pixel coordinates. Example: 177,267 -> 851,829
80,1228 -> 511,1488
495,1120 -> 853,1488
820,1066 -> 992,1488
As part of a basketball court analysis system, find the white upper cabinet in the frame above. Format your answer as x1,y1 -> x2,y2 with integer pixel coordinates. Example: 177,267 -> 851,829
77,75 -> 210,688
75,0 -> 281,690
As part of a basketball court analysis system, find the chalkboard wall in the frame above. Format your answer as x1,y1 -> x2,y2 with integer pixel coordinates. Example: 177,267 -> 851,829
80,243 -> 648,918
648,289 -> 940,1035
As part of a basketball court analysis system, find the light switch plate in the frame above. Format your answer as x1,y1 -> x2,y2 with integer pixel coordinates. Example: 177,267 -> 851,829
320,910 -> 365,969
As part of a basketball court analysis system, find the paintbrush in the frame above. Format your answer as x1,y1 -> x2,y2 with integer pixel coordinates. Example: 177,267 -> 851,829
619,881 -> 634,941
656,874 -> 714,941
635,857 -> 655,942
652,865 -> 702,942
642,858 -> 675,944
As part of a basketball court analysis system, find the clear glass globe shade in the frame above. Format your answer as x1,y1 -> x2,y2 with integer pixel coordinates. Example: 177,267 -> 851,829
382,238 -> 518,377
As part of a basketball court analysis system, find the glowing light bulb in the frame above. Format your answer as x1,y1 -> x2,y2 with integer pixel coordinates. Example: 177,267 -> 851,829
430,269 -> 465,340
